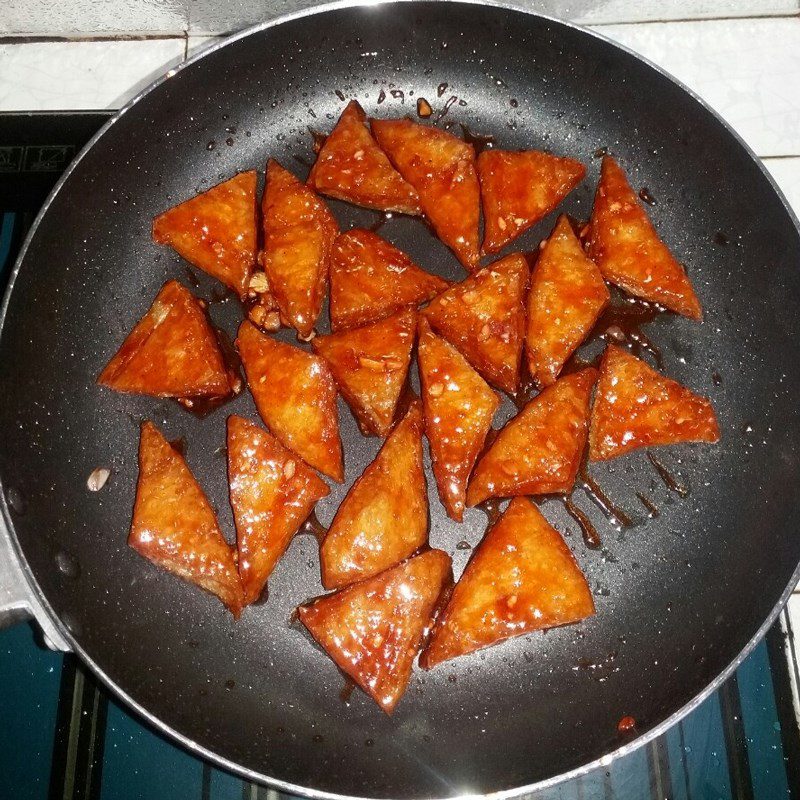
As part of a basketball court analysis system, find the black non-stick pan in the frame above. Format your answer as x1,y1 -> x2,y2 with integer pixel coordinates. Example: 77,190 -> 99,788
2,1 -> 800,796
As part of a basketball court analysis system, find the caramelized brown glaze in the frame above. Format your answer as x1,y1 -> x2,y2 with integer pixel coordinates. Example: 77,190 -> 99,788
578,465 -> 634,528
227,415 -> 329,606
320,401 -> 427,589
423,253 -> 527,394
589,345 -> 720,461
152,171 -> 257,298
300,511 -> 327,543
98,280 -> 234,399
589,295 -> 664,371
313,309 -> 416,436
417,317 -> 500,521
526,216 -> 610,387
236,321 -> 343,481
561,497 -> 602,549
466,368 -> 597,506
588,157 -> 702,320
262,160 -> 338,338
477,149 -> 586,254
308,101 -> 421,214
421,498 -> 594,668
329,229 -> 448,331
298,549 -> 452,713
371,118 -> 480,270
646,452 -> 690,497
129,422 -> 243,616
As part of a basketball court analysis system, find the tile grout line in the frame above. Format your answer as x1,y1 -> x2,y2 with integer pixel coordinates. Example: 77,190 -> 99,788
591,11 -> 800,27
0,34 -> 187,45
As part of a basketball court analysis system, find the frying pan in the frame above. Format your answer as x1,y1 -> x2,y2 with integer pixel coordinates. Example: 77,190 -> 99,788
2,1 -> 800,796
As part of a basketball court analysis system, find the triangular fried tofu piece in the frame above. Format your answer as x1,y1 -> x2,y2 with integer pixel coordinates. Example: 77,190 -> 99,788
421,498 -> 593,668
478,149 -> 586,254
422,254 -> 527,394
467,368 -> 597,506
588,156 -> 702,319
320,400 -> 427,589
298,549 -> 452,713
98,280 -> 235,398
329,229 -> 449,331
526,216 -> 610,387
262,160 -> 338,338
418,317 -> 500,521
227,415 -> 330,605
308,100 -> 421,214
371,119 -> 480,270
589,344 -> 719,461
129,421 -> 243,617
312,309 -> 415,437
152,172 -> 256,298
236,321 -> 343,481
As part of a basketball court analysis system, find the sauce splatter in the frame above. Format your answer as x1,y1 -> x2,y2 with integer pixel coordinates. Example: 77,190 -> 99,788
647,452 -> 689,498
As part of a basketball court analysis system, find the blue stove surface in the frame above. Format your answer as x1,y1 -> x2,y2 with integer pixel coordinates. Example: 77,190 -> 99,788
1,113 -> 799,800
3,620 -> 797,799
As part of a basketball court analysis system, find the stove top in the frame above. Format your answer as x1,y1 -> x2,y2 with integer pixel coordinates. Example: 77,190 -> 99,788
1,112 -> 799,800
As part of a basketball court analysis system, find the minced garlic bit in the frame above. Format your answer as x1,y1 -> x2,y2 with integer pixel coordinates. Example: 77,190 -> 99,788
87,467 -> 111,492
249,272 -> 270,293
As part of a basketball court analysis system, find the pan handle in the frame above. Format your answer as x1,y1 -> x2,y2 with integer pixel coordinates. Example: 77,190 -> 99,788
0,516 -> 72,652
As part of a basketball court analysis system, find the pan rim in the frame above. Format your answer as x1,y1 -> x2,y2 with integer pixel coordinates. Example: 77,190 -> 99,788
1,1 -> 799,797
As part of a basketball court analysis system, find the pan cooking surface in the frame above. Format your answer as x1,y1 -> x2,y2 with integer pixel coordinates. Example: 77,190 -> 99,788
2,3 -> 800,797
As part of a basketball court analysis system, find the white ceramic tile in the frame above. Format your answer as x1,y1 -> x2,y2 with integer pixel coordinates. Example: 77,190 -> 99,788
598,18 -> 800,158
185,35 -> 217,59
185,0 -> 800,34
763,157 -> 800,217
0,0 -> 796,35
1,0 -> 188,35
0,39 -> 185,111
582,0 -> 798,25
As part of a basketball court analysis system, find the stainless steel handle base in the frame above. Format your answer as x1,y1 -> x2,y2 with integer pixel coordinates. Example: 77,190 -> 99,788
0,517 -> 72,652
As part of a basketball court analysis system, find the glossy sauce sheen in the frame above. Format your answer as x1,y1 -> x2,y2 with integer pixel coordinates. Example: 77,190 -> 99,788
328,229 -> 449,331
152,171 -> 257,298
262,160 -> 338,338
589,294 -> 664,371
477,148 -> 586,254
129,422 -> 243,616
312,308 -> 416,436
227,415 -> 330,606
299,510 -> 328,544
298,550 -> 452,714
236,321 -> 343,481
308,100 -> 421,214
423,254 -> 527,394
422,498 -> 594,668
320,401 -> 428,589
526,215 -> 610,387
371,118 -> 481,270
98,280 -> 235,399
467,368 -> 598,505
589,344 -> 720,461
588,156 -> 702,320
561,497 -> 602,549
647,452 -> 689,497
578,465 -> 634,529
417,317 -> 500,521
